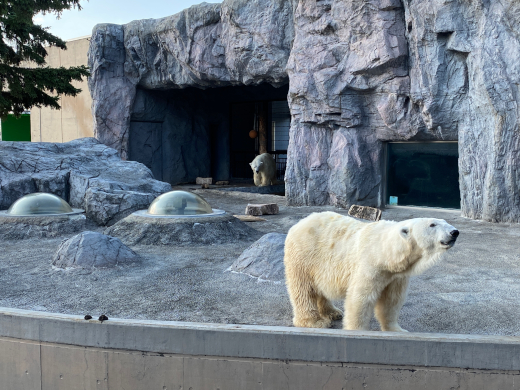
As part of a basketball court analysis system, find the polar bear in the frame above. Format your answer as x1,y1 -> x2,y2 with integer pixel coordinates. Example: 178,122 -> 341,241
284,212 -> 459,331
249,153 -> 277,186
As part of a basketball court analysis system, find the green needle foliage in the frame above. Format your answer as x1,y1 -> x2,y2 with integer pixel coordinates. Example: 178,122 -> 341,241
0,0 -> 90,118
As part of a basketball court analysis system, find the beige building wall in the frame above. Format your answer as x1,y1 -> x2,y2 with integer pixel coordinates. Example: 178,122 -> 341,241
30,36 -> 93,142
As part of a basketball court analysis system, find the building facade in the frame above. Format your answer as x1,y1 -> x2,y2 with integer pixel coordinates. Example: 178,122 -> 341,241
30,36 -> 93,142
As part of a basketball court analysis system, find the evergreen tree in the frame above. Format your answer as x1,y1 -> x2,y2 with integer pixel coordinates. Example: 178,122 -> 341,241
0,0 -> 90,118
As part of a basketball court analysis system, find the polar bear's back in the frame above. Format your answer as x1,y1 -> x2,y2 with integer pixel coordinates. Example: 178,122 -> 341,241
284,212 -> 369,298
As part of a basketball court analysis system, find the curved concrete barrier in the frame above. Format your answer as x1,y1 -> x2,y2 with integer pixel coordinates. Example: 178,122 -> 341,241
1,307 -> 519,389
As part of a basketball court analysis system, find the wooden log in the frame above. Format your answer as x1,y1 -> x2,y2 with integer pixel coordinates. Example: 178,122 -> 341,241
348,205 -> 382,221
196,177 -> 212,185
245,203 -> 279,216
233,214 -> 267,222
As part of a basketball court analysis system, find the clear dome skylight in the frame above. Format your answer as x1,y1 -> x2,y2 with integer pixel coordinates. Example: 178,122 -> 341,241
6,193 -> 74,216
147,191 -> 214,216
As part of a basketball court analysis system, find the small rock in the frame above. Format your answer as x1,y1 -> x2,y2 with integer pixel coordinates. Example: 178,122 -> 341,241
98,314 -> 108,322
245,203 -> 279,216
196,177 -> 212,185
84,315 -> 92,320
229,233 -> 286,282
52,231 -> 139,269
348,205 -> 382,221
215,181 -> 229,185
233,214 -> 267,222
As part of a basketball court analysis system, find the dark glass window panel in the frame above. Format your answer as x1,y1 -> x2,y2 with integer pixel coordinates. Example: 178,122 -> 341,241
387,143 -> 460,209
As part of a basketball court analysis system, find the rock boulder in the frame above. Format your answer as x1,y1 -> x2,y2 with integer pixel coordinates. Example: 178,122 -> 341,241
0,138 -> 171,225
53,231 -> 139,269
229,233 -> 286,282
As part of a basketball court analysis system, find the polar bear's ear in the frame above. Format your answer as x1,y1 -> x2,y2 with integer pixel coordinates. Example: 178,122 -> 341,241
249,162 -> 253,167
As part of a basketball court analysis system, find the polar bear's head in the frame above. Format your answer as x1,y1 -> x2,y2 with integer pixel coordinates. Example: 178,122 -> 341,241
390,218 -> 459,274
249,159 -> 263,173
401,218 -> 459,251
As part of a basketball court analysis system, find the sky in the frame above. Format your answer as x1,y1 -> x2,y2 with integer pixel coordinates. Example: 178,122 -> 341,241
34,0 -> 220,41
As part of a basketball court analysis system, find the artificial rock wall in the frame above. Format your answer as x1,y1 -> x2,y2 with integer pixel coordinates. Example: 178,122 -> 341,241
88,0 -> 520,223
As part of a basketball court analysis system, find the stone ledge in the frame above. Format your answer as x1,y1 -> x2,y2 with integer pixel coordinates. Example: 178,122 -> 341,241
1,307 -> 520,371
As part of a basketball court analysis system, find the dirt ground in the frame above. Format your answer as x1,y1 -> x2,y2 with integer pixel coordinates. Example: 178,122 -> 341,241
1,187 -> 519,336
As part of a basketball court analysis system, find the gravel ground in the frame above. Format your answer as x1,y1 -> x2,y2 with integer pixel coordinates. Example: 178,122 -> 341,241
1,187 -> 520,336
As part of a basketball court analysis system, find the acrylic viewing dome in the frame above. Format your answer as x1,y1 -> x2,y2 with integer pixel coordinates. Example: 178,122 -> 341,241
6,193 -> 74,216
147,191 -> 214,216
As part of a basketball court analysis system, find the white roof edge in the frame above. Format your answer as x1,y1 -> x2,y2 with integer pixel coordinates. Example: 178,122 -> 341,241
66,35 -> 91,42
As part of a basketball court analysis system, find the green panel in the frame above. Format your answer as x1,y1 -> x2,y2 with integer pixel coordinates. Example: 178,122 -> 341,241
386,142 -> 460,209
1,114 -> 31,141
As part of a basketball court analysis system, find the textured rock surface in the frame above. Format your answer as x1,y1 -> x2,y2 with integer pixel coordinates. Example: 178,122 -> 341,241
89,0 -> 520,223
105,212 -> 262,246
53,231 -> 139,269
88,0 -> 293,160
229,233 -> 286,282
0,214 -> 86,240
286,0 -> 520,222
0,138 -> 171,225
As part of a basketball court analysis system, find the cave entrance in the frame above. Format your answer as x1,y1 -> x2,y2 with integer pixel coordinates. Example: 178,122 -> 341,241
128,84 -> 289,185
230,100 -> 290,180
385,142 -> 460,209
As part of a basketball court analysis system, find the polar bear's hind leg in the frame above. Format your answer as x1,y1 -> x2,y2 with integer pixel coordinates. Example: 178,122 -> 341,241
317,295 -> 343,321
287,274 -> 332,328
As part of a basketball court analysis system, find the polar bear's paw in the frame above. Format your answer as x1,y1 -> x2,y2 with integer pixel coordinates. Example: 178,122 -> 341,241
383,324 -> 409,332
294,317 -> 332,328
326,309 -> 343,321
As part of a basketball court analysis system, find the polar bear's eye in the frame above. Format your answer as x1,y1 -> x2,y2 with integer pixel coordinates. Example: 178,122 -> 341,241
430,223 -> 436,227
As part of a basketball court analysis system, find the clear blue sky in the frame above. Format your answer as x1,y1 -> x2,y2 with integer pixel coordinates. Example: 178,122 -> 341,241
35,0 -> 220,41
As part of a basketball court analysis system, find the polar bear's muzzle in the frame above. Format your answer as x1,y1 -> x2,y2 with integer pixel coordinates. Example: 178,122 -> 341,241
441,229 -> 459,247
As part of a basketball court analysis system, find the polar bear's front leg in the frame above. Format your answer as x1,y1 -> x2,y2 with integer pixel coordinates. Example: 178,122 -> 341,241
374,277 -> 410,332
344,280 -> 385,331
253,172 -> 262,186
260,172 -> 270,186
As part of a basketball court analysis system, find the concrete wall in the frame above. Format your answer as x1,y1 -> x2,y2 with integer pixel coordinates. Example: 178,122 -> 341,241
30,36 -> 93,142
1,308 -> 520,389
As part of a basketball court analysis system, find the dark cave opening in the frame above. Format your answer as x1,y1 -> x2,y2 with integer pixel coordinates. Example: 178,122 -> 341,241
128,83 -> 290,185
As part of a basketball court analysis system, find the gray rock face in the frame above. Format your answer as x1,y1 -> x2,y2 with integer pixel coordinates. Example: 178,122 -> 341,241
105,212 -> 262,246
0,214 -> 86,240
89,0 -> 520,223
229,233 -> 286,282
53,231 -> 139,269
0,138 -> 171,225
88,0 -> 293,160
287,0 -> 520,222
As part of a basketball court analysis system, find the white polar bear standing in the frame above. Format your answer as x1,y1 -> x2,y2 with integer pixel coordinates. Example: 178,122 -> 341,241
249,153 -> 277,186
284,212 -> 459,331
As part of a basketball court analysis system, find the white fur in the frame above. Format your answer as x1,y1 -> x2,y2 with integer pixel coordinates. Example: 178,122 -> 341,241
249,153 -> 277,186
283,212 -> 458,331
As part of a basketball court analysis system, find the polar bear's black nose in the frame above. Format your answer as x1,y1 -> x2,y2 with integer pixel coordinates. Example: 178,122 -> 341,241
450,230 -> 459,238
